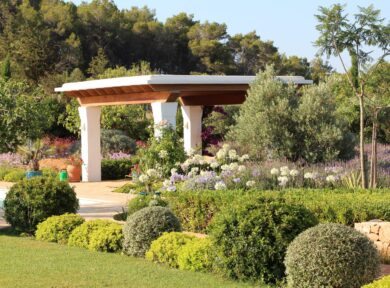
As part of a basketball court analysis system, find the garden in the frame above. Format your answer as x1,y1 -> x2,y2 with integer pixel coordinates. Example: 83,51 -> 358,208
0,1 -> 390,288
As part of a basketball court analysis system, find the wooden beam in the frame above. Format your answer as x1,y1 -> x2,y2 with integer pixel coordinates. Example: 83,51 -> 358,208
180,92 -> 246,106
78,91 -> 178,106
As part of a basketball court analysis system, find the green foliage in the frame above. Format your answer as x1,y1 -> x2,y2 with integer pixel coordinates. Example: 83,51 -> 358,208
146,232 -> 194,268
128,195 -> 168,216
122,207 -> 182,257
296,81 -> 356,162
87,48 -> 109,77
137,125 -> 186,177
0,166 -> 12,180
285,223 -> 380,288
35,213 -> 85,244
68,219 -> 116,249
1,55 -> 11,81
228,66 -> 355,162
101,129 -> 136,156
177,237 -> 214,272
101,159 -> 133,180
165,190 -> 237,233
88,222 -> 124,253
0,80 -> 54,152
363,276 -> 390,288
165,188 -> 390,233
4,177 -> 79,233
3,169 -> 25,182
209,197 -> 318,283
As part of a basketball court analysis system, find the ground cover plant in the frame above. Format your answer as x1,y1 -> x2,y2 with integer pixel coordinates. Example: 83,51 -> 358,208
0,230 -> 254,288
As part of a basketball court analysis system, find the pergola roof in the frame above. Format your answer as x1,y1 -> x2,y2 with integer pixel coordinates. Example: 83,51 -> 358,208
55,74 -> 313,106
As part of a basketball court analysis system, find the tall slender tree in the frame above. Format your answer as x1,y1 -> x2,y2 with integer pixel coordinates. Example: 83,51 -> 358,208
315,4 -> 389,188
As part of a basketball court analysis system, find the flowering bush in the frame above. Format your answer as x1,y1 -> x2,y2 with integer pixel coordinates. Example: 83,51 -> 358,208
136,122 -> 186,177
0,153 -> 23,167
161,144 -> 254,192
135,168 -> 163,193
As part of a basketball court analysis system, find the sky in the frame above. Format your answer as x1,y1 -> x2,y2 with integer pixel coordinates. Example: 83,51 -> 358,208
68,0 -> 390,72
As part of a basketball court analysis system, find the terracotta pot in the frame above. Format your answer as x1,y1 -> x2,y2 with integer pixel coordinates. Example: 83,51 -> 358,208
66,165 -> 81,182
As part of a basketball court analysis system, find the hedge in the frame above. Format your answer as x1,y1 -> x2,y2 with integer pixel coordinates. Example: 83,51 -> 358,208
165,188 -> 390,233
101,159 -> 133,180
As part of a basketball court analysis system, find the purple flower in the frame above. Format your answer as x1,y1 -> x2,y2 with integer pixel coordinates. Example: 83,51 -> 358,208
233,178 -> 241,183
108,152 -> 131,160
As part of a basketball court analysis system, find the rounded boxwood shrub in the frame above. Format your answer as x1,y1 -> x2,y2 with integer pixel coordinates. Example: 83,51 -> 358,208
4,177 -> 79,233
177,237 -> 214,272
146,232 -> 194,267
363,275 -> 390,288
285,223 -> 380,288
123,206 -> 182,257
35,213 -> 85,244
209,197 -> 318,284
68,219 -> 114,249
88,222 -> 124,253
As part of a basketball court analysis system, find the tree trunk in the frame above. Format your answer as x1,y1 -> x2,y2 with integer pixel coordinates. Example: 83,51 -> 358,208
370,109 -> 379,189
359,95 -> 367,188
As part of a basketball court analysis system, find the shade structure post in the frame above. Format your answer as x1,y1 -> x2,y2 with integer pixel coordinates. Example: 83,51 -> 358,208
151,102 -> 178,137
181,105 -> 203,154
78,106 -> 102,182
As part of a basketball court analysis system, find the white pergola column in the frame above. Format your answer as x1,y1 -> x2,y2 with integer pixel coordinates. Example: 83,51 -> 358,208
181,106 -> 203,154
78,106 -> 101,182
151,102 -> 178,137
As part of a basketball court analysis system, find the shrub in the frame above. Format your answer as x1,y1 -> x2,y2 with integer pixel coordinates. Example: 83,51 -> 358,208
165,188 -> 390,233
363,275 -> 390,288
136,125 -> 186,177
101,129 -> 136,156
177,237 -> 214,272
123,206 -> 182,257
36,213 -> 85,244
227,66 -> 354,162
4,177 -> 79,233
209,197 -> 318,283
146,232 -> 194,268
128,195 -> 168,216
101,159 -> 133,180
3,169 -> 25,182
68,219 -> 114,249
285,223 -> 380,288
88,222 -> 124,252
0,166 -> 12,180
165,190 -> 238,233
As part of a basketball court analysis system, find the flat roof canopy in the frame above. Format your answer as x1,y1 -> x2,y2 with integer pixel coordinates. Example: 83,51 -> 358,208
55,75 -> 313,106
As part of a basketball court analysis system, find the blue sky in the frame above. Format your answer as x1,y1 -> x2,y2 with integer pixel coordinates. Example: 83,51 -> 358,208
68,0 -> 390,72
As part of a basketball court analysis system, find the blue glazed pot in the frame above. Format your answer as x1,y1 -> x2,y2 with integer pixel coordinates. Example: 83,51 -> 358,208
26,170 -> 43,179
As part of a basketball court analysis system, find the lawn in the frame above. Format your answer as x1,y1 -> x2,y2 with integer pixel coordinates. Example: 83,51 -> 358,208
0,231 -> 254,288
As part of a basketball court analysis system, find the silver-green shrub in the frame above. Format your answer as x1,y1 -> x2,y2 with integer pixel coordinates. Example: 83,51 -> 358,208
122,207 -> 181,257
285,223 -> 380,288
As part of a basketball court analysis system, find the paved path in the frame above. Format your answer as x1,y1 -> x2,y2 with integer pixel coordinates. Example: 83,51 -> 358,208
0,180 -> 133,228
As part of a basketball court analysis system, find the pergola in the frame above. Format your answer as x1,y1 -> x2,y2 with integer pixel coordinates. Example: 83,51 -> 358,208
55,75 -> 312,182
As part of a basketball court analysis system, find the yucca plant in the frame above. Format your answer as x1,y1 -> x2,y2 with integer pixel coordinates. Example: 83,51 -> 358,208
342,171 -> 362,189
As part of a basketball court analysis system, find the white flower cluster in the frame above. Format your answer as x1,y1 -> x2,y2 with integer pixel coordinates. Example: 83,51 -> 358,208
277,176 -> 289,187
158,150 -> 168,159
138,168 -> 162,183
304,172 -> 319,180
214,181 -> 227,190
246,180 -> 256,188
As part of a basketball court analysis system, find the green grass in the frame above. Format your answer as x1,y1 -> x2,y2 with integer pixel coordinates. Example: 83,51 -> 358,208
0,230 -> 255,288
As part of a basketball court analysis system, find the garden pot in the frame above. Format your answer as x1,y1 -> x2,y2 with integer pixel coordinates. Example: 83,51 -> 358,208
66,165 -> 81,182
26,170 -> 42,179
